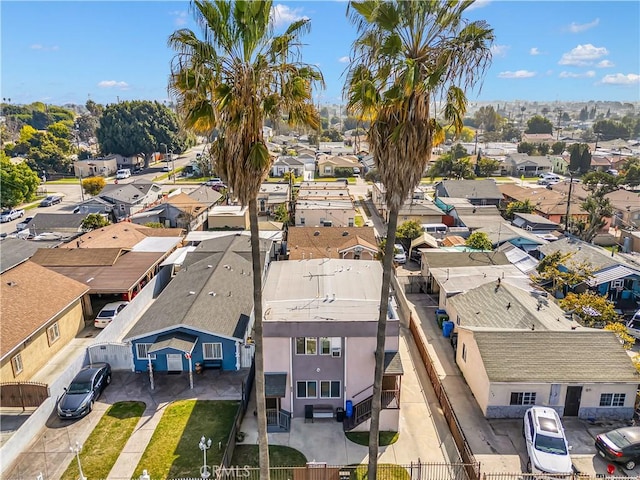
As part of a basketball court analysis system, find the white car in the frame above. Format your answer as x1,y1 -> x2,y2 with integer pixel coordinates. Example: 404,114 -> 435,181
94,301 -> 129,328
393,244 -> 406,264
116,169 -> 131,179
523,406 -> 573,475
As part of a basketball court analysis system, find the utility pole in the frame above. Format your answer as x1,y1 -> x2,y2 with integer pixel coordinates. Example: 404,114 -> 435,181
564,170 -> 575,233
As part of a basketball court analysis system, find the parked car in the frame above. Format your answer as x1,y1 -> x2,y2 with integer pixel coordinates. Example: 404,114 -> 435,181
523,406 -> 573,475
56,363 -> 112,419
595,426 -> 640,470
162,165 -> 171,172
40,195 -> 63,207
0,208 -> 25,222
205,177 -> 226,188
393,244 -> 406,264
16,216 -> 34,231
116,168 -> 131,179
94,301 -> 129,328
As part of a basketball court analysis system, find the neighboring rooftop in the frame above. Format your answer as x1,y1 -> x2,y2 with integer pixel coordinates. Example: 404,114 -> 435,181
287,227 -> 377,260
422,251 -> 510,269
0,237 -> 60,273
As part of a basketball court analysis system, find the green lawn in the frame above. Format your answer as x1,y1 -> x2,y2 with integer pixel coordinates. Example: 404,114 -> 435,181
231,445 -> 307,466
355,215 -> 364,227
133,400 -> 239,479
152,166 -> 185,182
345,431 -> 399,446
43,178 -> 82,184
60,401 -> 146,480
345,464 -> 410,480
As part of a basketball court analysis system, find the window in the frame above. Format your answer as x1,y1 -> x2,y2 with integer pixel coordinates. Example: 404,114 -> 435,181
203,343 -> 223,360
320,381 -> 341,398
348,218 -> 354,227
11,353 -> 23,376
510,392 -> 537,405
296,381 -> 317,398
136,343 -> 156,360
295,337 -> 317,355
47,322 -> 60,345
319,337 -> 341,357
300,217 -> 305,225
600,393 -> 626,407
461,343 -> 467,362
324,166 -> 332,174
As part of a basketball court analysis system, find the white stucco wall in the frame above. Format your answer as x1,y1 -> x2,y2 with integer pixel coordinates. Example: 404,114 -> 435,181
456,329 -> 491,414
263,337 -> 292,411
345,337 -> 376,402
295,208 -> 357,228
350,409 -> 400,432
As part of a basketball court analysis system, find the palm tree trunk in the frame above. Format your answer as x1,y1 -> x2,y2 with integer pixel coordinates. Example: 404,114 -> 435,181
368,203 -> 399,480
249,198 -> 270,480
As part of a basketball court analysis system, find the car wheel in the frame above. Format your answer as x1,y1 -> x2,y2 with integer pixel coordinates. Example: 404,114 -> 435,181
526,459 -> 532,473
106,374 -> 112,385
88,400 -> 94,413
625,460 -> 636,470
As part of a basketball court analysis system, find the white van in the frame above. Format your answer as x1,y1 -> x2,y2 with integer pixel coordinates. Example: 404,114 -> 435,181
421,223 -> 448,235
116,168 -> 131,179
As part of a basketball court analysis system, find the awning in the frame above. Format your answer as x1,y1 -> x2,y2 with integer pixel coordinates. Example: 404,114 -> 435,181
587,265 -> 640,287
384,351 -> 404,375
265,373 -> 287,397
148,332 -> 198,354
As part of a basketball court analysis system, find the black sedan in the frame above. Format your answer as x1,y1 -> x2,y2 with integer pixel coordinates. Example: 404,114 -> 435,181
57,363 -> 111,419
40,195 -> 63,207
595,426 -> 640,470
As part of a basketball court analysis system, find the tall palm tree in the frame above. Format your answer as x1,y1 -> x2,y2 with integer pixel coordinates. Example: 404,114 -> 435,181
168,3 -> 323,479
345,2 -> 493,478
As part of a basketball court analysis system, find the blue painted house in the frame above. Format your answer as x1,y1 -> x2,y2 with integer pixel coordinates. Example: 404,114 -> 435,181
124,234 -> 274,373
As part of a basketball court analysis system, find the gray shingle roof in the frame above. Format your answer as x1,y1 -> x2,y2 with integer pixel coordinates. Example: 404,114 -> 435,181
0,237 -> 60,273
538,237 -> 638,272
471,329 -> 638,382
384,351 -> 404,375
29,213 -> 86,231
125,235 -> 271,341
422,251 -> 510,269
437,179 -> 503,200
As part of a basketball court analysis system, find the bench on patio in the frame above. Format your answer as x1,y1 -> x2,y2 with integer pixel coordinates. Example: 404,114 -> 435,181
313,404 -> 334,419
202,359 -> 223,370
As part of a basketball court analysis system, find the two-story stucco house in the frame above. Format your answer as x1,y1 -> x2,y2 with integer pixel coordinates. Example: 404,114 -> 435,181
262,259 -> 402,432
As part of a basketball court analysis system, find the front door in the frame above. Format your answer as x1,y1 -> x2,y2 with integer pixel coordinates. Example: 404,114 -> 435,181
167,354 -> 183,372
564,386 -> 582,416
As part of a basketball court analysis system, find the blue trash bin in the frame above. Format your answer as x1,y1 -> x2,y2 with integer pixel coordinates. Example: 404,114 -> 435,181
345,400 -> 353,418
442,320 -> 455,338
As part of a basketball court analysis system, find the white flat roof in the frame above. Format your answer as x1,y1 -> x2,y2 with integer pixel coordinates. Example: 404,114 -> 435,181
185,230 -> 283,242
131,236 -> 183,252
431,265 -> 532,295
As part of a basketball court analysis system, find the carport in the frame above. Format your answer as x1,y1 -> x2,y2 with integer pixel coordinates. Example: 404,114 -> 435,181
147,332 -> 199,390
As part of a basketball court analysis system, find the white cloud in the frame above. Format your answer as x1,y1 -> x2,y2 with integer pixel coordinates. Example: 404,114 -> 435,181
600,73 -> 640,85
568,18 -> 600,33
30,44 -> 59,51
497,70 -> 536,79
491,44 -> 509,57
529,47 -> 542,56
558,44 -> 609,66
597,60 -> 614,68
559,70 -> 596,78
338,56 -> 350,64
170,10 -> 188,26
98,80 -> 130,89
270,4 -> 308,29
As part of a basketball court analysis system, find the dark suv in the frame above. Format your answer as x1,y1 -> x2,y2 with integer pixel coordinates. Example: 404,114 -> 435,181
40,195 -> 63,207
57,363 -> 111,419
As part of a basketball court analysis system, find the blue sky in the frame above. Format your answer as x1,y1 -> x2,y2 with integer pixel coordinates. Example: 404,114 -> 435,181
2,1 -> 639,107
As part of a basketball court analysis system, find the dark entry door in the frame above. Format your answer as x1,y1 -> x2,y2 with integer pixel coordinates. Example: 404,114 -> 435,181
564,386 -> 582,416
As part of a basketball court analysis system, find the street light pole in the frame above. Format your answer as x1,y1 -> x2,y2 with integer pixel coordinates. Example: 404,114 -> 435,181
199,436 -> 212,479
564,170 -> 575,234
171,149 -> 175,184
70,442 -> 87,480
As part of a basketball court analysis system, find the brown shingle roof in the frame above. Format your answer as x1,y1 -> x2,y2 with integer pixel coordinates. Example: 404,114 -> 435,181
1,261 -> 89,359
31,248 -> 124,267
164,193 -> 206,215
59,223 -> 184,249
287,227 -> 377,260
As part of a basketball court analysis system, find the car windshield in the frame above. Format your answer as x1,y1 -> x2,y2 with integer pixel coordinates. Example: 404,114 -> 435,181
98,309 -> 116,317
1,210 -> 10,215
68,381 -> 92,394
535,433 -> 568,455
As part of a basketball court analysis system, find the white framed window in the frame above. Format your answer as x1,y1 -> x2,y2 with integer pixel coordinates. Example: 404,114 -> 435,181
11,353 -> 23,376
319,337 -> 340,356
295,337 -> 317,355
600,393 -> 626,407
348,218 -> 354,227
47,322 -> 60,345
300,217 -> 305,225
324,166 -> 332,174
296,380 -> 317,398
203,342 -> 223,360
136,343 -> 156,360
320,381 -> 341,398
510,392 -> 537,405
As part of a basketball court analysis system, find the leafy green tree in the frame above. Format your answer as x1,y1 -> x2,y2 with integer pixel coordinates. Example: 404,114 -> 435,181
320,129 -> 344,142
621,164 -> 640,188
474,105 -> 502,132
533,251 -> 593,297
559,291 -> 618,328
334,167 -> 353,177
75,114 -> 99,143
477,157 -> 501,177
578,171 -> 618,241
568,143 -> 592,174
82,176 -> 106,196
345,2 -> 493,476
525,115 -> 553,134
465,231 -> 492,250
396,220 -> 423,250
272,203 -> 290,225
144,222 -> 166,228
96,100 -> 183,168
604,321 -> 635,350
85,99 -> 104,117
593,119 -> 631,140
551,141 -> 566,155
0,154 -> 40,208
500,124 -> 521,142
517,142 -> 536,155
47,121 -> 72,140
451,157 -> 475,179
505,199 -> 534,219
81,213 -> 110,231
169,2 -> 322,478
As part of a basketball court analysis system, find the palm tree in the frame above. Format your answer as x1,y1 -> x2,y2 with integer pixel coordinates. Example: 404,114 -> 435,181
168,3 -> 323,479
345,2 -> 493,477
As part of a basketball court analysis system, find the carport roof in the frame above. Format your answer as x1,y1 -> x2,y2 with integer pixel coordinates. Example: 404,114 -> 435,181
470,329 -> 639,383
384,352 -> 404,375
149,332 -> 198,354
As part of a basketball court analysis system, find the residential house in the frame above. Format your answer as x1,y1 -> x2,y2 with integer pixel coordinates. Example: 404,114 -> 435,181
25,213 -> 86,237
123,235 -> 273,374
538,237 -> 640,314
130,193 -> 208,231
74,156 -> 118,178
286,226 -> 377,261
620,230 -> 640,254
512,213 -> 560,236
0,237 -> 60,274
74,197 -> 114,216
271,156 -> 305,177
520,133 -> 555,145
590,155 -> 612,172
59,222 -> 184,250
295,183 -> 356,228
499,184 -> 588,225
434,179 -> 503,207
1,262 -> 89,382
503,153 -> 554,177
187,186 -> 223,209
475,220 -> 549,253
371,183 -> 444,224
317,155 -> 359,177
208,206 -> 249,230
497,243 -> 540,275
99,181 -> 163,220
262,259 -> 402,431
257,183 -> 290,216
317,142 -> 353,156
420,251 -> 510,293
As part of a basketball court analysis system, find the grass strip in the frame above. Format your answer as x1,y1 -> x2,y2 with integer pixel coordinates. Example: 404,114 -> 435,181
345,431 -> 399,446
60,401 -> 146,480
